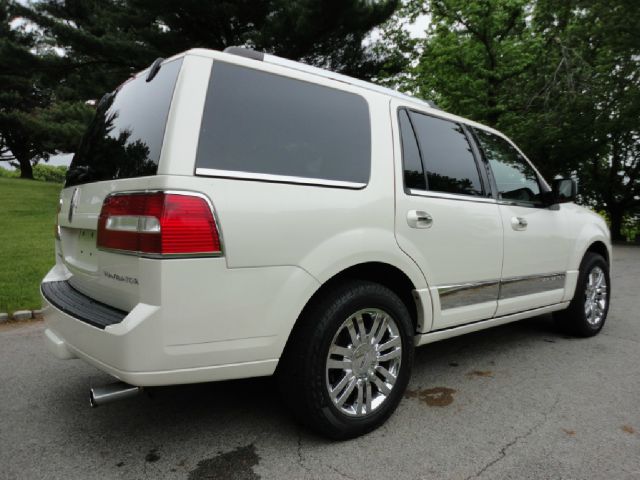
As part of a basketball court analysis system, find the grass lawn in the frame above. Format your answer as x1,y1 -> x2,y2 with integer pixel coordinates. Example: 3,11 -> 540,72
0,178 -> 61,313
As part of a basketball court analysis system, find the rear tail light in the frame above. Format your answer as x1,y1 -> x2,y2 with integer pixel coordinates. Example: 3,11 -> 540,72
97,192 -> 221,256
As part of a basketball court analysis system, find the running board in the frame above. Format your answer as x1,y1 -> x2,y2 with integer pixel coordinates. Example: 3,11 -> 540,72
414,302 -> 569,347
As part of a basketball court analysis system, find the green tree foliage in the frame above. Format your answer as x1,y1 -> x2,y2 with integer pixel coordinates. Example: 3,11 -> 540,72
399,0 -> 640,240
0,0 -> 93,178
17,0 -> 401,100
4,0 -> 400,179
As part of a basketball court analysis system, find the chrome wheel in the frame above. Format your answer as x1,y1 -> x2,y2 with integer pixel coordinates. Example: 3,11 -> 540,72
325,308 -> 402,417
584,266 -> 607,326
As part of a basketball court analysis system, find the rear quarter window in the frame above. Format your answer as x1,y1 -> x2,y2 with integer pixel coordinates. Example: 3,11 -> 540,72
195,62 -> 371,187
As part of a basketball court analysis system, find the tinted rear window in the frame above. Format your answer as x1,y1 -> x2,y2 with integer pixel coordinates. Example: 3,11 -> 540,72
65,58 -> 183,187
409,111 -> 483,196
195,62 -> 371,186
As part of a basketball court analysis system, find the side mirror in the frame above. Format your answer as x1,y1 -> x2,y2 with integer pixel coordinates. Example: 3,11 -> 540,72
551,178 -> 577,203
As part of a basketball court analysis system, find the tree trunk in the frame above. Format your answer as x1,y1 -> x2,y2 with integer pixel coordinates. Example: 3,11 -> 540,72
16,155 -> 33,179
608,207 -> 625,242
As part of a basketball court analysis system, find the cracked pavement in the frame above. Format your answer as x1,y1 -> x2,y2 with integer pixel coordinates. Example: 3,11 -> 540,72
1,246 -> 639,479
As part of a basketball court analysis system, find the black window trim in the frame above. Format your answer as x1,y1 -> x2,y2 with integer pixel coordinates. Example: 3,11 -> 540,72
397,107 -> 428,192
194,60 -> 372,190
470,125 -> 551,209
396,106 -> 493,202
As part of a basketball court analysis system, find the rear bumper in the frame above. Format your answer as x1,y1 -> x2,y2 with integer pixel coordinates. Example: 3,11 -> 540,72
41,259 -> 319,387
43,325 -> 277,386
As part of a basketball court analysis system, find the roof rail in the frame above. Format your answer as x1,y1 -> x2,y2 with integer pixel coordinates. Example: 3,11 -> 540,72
223,46 -> 264,61
222,46 -> 438,110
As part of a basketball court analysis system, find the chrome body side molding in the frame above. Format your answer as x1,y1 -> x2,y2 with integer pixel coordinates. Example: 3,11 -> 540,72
437,272 -> 566,310
437,280 -> 500,310
499,273 -> 566,299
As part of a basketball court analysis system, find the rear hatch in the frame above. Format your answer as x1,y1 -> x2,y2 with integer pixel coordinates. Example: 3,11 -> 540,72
56,57 -> 184,311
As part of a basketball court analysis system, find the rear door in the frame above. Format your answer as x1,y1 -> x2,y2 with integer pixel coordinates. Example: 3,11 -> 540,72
392,102 -> 503,330
56,57 -> 184,311
471,127 -> 572,316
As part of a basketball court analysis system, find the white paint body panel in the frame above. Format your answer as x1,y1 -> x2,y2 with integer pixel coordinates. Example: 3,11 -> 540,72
42,48 -> 611,387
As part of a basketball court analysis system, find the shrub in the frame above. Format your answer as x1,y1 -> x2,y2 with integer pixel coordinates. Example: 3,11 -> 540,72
597,210 -> 640,243
32,163 -> 67,183
0,166 -> 19,178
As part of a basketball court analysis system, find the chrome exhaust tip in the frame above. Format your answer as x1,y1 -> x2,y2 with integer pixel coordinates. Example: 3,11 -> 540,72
89,381 -> 142,408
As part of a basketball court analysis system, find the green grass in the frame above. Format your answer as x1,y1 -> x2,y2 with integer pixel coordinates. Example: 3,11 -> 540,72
0,178 -> 61,313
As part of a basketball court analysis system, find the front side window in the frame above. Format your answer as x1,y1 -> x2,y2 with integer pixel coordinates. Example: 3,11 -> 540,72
408,111 -> 483,196
473,128 -> 543,206
195,62 -> 371,186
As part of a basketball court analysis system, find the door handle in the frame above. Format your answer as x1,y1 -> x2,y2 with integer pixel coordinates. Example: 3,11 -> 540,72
407,210 -> 433,229
511,216 -> 528,231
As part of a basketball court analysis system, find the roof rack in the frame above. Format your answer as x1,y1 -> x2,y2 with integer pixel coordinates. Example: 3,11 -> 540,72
222,46 -> 438,109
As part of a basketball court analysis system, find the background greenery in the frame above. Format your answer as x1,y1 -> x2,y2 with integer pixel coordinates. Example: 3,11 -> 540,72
0,177 -> 60,313
0,0 -> 638,239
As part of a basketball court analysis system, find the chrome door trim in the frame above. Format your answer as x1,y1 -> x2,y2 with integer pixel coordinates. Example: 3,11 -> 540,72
407,189 -> 497,204
499,272 -> 566,300
437,280 -> 500,309
195,168 -> 367,189
437,272 -> 567,310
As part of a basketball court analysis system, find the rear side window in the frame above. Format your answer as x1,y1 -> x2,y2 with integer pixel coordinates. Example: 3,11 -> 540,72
473,128 -> 543,206
66,58 -> 183,187
195,62 -> 371,186
408,111 -> 483,196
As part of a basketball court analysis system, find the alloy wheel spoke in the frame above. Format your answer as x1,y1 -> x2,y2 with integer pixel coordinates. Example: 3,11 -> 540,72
372,315 -> 389,345
369,313 -> 381,344
335,376 -> 358,407
372,376 -> 392,395
327,358 -> 351,370
330,345 -> 352,358
346,321 -> 360,347
355,313 -> 367,342
330,373 -> 353,401
376,365 -> 397,384
355,381 -> 364,415
378,347 -> 401,362
365,381 -> 373,413
377,336 -> 400,353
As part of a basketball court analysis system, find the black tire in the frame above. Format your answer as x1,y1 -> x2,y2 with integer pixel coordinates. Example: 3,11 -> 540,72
554,252 -> 610,337
277,280 -> 414,440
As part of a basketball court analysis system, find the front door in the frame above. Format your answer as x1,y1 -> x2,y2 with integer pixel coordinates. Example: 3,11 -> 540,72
472,127 -> 572,316
392,102 -> 504,331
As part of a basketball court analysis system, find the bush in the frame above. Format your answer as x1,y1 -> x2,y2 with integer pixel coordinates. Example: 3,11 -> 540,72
0,166 -> 19,178
32,163 -> 67,183
597,210 -> 640,243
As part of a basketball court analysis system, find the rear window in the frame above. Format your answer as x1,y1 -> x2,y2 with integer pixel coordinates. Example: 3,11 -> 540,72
407,111 -> 484,197
65,58 -> 183,187
195,62 -> 371,187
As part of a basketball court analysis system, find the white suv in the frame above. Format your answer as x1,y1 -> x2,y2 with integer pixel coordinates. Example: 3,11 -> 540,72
41,47 -> 611,439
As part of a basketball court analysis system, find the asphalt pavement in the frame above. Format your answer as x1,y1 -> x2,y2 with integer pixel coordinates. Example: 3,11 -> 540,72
1,246 -> 639,480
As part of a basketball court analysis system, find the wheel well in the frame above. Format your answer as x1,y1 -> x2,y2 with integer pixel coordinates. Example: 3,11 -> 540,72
586,241 -> 609,264
305,262 -> 420,332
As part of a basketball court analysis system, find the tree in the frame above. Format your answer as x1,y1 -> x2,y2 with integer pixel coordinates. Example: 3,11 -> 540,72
395,0 -> 640,240
532,0 -> 640,241
0,0 -> 93,178
4,0 -> 401,178
17,0 -> 402,101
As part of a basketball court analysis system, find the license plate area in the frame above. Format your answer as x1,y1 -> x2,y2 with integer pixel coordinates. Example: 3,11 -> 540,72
61,228 -> 99,273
